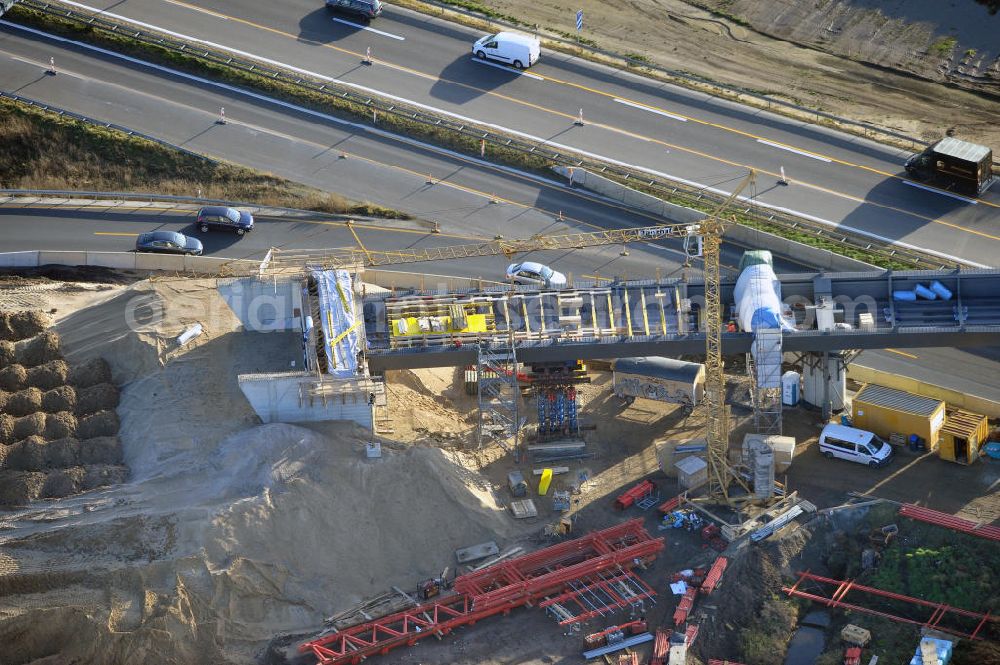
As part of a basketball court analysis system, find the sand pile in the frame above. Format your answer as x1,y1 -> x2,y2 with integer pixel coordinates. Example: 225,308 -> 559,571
385,368 -> 477,444
0,279 -> 533,664
0,422 -> 527,664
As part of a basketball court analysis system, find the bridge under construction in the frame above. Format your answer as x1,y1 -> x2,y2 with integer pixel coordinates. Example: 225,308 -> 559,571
362,267 -> 1000,371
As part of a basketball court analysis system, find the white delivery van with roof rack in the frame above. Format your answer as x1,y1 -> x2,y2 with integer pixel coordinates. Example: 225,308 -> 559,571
472,31 -> 540,69
818,423 -> 893,468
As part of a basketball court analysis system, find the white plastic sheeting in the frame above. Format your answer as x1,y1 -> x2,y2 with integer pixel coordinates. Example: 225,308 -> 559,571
734,263 -> 795,332
314,269 -> 361,377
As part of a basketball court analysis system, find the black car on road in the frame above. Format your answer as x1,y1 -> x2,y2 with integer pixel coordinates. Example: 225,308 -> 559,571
325,0 -> 383,21
196,206 -> 254,235
135,231 -> 203,255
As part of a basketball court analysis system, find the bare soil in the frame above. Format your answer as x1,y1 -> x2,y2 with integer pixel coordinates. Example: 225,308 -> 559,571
1,278 -> 996,665
448,0 -> 1000,147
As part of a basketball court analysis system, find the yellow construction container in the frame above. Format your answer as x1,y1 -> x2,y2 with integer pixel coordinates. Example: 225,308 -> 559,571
939,409 -> 989,464
851,384 -> 946,449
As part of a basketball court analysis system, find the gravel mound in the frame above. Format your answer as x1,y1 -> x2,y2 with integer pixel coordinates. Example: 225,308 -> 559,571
0,365 -> 27,392
0,311 -> 49,342
0,412 -> 46,444
0,470 -> 46,506
41,467 -> 87,499
74,383 -> 119,417
42,385 -> 77,414
26,360 -> 69,390
0,340 -> 13,367
14,331 -> 62,367
81,464 -> 129,490
1,387 -> 43,417
1,435 -> 48,471
43,412 -> 78,441
79,436 -> 123,465
77,410 -> 119,439
67,357 -> 113,389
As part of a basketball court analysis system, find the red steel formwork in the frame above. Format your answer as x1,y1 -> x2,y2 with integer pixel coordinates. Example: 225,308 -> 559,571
301,519 -> 664,665
649,627 -> 670,665
615,480 -> 657,510
701,557 -> 728,595
899,504 -> 1000,541
783,571 -> 995,639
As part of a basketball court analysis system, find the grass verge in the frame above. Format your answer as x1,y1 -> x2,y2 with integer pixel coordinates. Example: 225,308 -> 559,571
7,5 -> 919,268
0,96 -> 408,218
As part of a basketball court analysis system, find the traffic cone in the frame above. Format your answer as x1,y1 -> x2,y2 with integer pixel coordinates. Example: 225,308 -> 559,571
574,108 -> 585,126
779,166 -> 789,185
46,57 -> 56,75
364,46 -> 372,65
217,107 -> 226,125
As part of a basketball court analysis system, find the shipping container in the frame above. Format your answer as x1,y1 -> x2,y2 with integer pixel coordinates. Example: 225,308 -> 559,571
938,409 -> 989,465
612,356 -> 705,407
851,384 -> 946,449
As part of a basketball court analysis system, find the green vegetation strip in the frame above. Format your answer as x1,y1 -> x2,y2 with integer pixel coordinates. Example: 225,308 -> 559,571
615,176 -> 918,270
8,4 -> 925,268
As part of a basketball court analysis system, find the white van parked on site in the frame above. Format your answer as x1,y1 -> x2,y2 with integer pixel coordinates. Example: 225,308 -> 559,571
472,31 -> 540,69
818,423 -> 893,468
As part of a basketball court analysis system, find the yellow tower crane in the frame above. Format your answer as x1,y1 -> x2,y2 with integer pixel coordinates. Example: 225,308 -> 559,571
272,170 -> 757,500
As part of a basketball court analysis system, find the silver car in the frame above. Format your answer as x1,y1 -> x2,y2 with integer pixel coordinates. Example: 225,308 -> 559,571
505,261 -> 567,288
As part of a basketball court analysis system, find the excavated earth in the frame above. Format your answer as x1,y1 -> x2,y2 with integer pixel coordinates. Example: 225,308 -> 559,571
0,310 -> 126,506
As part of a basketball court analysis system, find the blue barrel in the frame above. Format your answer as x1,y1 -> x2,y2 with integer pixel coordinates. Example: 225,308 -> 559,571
929,280 -> 953,300
914,283 -> 937,300
893,290 -> 917,301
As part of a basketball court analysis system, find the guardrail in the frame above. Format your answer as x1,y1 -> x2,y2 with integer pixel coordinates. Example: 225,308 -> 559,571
0,249 -> 261,273
0,188 -> 438,231
7,0 -> 970,270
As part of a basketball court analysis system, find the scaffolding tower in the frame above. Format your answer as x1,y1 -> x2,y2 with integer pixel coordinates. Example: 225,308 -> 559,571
477,334 -> 520,458
747,328 -> 783,436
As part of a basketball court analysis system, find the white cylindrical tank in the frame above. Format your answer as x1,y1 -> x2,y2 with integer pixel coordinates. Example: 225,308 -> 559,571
781,371 -> 800,406
734,263 -> 794,332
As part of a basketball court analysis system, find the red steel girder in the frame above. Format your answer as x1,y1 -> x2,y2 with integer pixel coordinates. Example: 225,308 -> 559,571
783,571 -> 996,640
701,556 -> 728,595
302,520 -> 664,665
454,518 -> 662,609
539,568 -> 657,625
899,504 -> 1000,541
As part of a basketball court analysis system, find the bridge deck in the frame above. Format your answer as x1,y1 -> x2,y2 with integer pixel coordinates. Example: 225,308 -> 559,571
362,269 -> 1000,370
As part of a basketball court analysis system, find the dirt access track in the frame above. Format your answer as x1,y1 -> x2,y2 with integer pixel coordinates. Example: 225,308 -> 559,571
421,0 -> 1000,148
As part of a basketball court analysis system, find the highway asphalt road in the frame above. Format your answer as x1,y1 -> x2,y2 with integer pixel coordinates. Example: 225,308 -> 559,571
0,13 -> 997,408
8,0 -> 998,266
0,207 -> 724,284
0,26 -> 803,278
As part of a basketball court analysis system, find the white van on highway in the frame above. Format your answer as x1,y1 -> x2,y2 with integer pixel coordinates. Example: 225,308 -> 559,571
472,32 -> 540,69
818,423 -> 893,468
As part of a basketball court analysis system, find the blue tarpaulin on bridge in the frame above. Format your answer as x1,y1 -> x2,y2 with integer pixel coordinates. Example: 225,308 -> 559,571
313,269 -> 360,377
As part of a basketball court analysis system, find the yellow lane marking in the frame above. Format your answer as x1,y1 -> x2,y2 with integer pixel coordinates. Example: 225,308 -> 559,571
94,232 -> 139,236
165,0 -> 1000,235
885,348 -> 920,359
